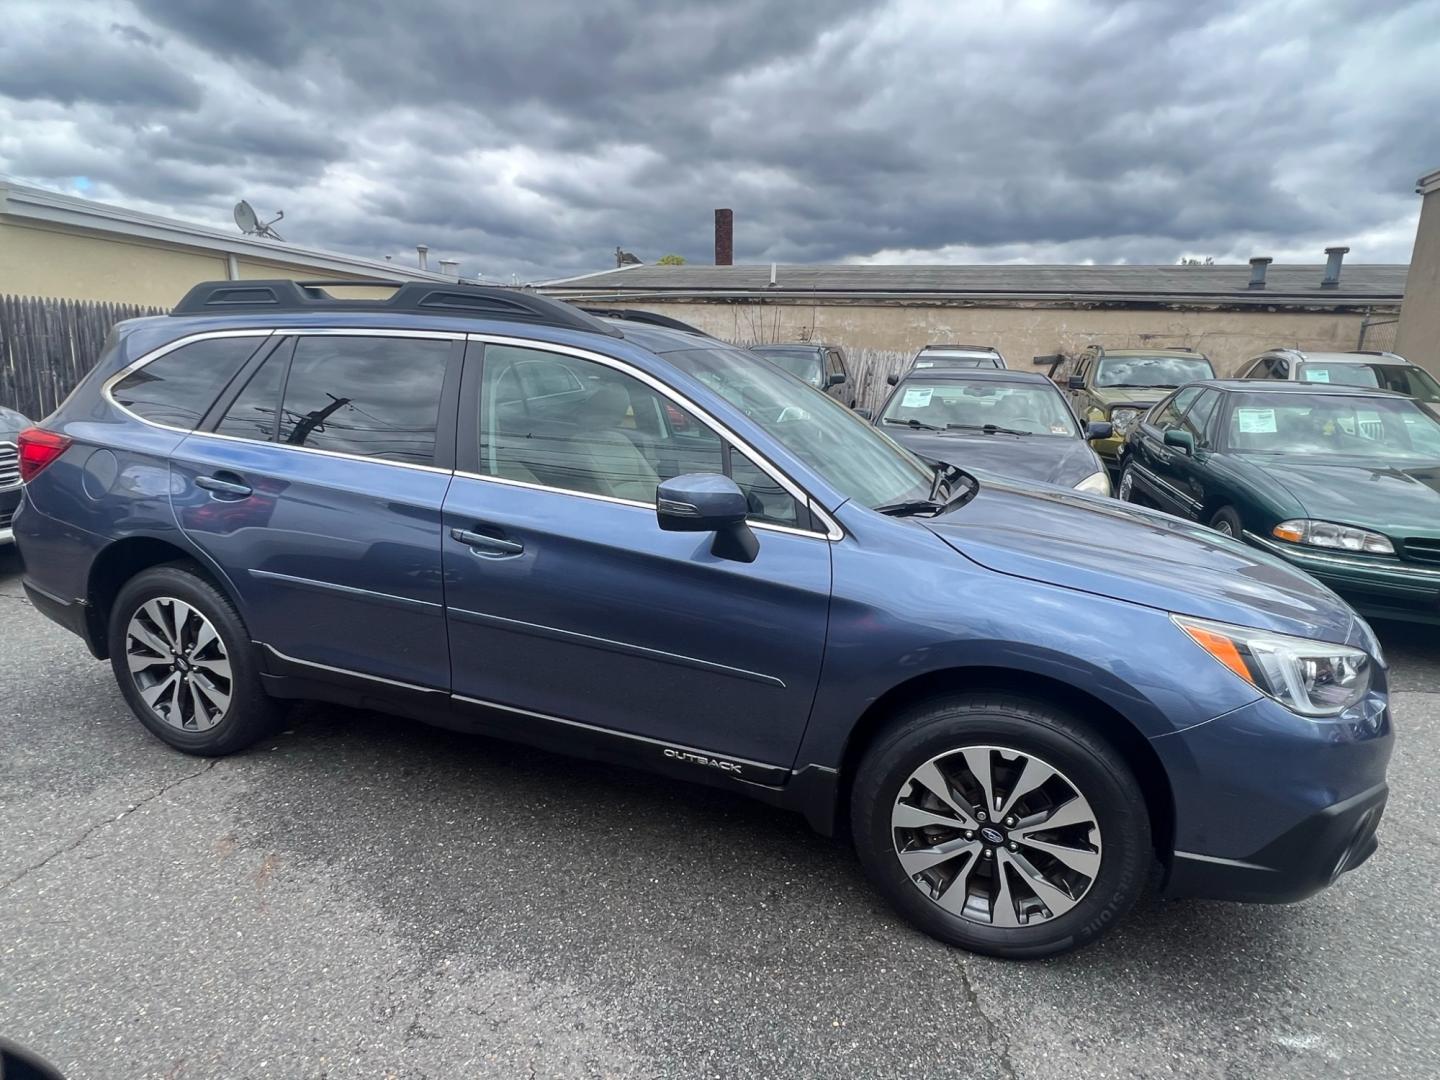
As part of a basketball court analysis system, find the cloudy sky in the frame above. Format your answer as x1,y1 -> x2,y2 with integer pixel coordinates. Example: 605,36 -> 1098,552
0,0 -> 1434,281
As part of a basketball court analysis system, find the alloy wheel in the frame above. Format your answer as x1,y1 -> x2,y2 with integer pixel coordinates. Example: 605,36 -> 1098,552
1117,470 -> 1133,501
124,597 -> 233,731
1214,520 -> 1235,537
891,745 -> 1102,927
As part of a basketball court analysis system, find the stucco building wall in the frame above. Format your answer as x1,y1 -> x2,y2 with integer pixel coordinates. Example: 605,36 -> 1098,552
1395,169 -> 1440,376
604,299 -> 1386,377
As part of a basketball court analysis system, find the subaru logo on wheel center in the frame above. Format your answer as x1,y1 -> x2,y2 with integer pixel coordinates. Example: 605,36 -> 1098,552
981,826 -> 1005,845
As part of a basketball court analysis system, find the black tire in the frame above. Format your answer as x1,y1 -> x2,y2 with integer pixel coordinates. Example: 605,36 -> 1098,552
107,563 -> 281,756
851,693 -> 1152,959
1115,462 -> 1138,503
1209,506 -> 1243,539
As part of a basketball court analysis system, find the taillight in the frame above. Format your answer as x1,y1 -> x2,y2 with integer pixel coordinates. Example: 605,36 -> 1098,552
17,427 -> 72,483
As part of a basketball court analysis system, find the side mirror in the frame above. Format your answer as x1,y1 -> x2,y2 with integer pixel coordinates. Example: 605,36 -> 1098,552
656,473 -> 758,562
1086,421 -> 1114,440
886,373 -> 899,386
1067,375 -> 1085,390
1163,429 -> 1196,455
827,371 -> 846,387
853,407 -> 873,421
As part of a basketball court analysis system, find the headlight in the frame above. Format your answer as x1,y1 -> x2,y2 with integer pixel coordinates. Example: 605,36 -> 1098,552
1109,407 -> 1142,436
1074,470 -> 1111,496
1272,520 -> 1394,555
1174,615 -> 1372,717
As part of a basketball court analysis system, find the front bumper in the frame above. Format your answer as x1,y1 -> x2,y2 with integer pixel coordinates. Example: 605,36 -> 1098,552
0,484 -> 20,545
1245,530 -> 1440,623
1156,689 -> 1392,904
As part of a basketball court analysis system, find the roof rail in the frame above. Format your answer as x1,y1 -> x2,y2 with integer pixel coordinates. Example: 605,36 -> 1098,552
919,343 -> 1000,353
580,307 -> 715,338
1351,350 -> 1407,361
171,279 -> 622,337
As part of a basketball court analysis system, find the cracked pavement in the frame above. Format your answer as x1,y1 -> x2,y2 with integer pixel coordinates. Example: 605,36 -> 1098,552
1,545 -> 1437,1079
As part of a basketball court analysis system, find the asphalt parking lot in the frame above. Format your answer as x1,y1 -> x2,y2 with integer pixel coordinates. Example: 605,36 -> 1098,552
1,545 -> 1437,1080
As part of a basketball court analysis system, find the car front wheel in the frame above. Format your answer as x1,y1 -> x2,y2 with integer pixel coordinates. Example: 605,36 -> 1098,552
851,694 -> 1152,958
107,563 -> 281,755
1116,464 -> 1136,502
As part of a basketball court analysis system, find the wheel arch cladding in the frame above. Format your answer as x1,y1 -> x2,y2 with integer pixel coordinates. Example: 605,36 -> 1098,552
85,537 -> 240,659
837,666 -> 1175,861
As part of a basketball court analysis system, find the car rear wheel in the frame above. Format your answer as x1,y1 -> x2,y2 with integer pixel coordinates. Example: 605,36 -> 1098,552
108,564 -> 281,756
1209,506 -> 1243,538
851,694 -> 1151,958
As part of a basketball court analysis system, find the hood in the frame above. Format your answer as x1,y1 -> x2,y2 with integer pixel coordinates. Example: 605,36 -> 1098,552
1091,387 -> 1167,409
0,404 -> 31,436
925,478 -> 1367,645
886,429 -> 1101,487
1243,454 -> 1440,536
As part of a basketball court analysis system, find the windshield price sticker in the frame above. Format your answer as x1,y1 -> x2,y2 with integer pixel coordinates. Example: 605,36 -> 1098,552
902,388 -> 934,408
1305,369 -> 1332,383
1236,407 -> 1277,434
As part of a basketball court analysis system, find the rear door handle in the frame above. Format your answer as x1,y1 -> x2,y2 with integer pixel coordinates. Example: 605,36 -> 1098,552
195,473 -> 253,498
451,526 -> 524,557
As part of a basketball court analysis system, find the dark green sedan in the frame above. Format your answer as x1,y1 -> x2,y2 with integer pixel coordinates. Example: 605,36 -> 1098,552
1117,379 -> 1440,623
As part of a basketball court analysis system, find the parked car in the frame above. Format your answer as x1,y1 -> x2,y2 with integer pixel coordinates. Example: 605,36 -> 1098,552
1118,378 -> 1440,624
875,368 -> 1111,494
887,344 -> 1007,386
1,402 -> 34,546
1065,347 -> 1216,470
748,343 -> 856,407
16,280 -> 1391,958
1236,348 -> 1440,402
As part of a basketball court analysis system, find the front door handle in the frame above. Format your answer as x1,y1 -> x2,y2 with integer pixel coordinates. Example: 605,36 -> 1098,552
195,473 -> 253,498
451,526 -> 524,557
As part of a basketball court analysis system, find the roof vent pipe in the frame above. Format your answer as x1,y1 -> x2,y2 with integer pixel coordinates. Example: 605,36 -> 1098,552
1321,246 -> 1349,289
416,244 -> 429,270
769,262 -> 777,288
1247,256 -> 1272,289
438,259 -> 458,277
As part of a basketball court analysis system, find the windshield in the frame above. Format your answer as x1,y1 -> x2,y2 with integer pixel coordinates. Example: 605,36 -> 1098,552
882,380 -> 1078,436
1095,355 -> 1214,388
1225,392 -> 1440,459
666,347 -> 934,508
750,347 -> 825,387
1298,362 -> 1440,403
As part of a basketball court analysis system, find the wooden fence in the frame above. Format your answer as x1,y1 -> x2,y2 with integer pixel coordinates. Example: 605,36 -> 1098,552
0,294 -> 165,421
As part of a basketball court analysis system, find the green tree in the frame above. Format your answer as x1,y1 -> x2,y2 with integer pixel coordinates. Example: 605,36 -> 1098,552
657,254 -> 686,265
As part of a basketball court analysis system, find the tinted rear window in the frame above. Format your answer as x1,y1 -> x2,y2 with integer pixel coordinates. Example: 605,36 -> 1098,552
111,336 -> 262,428
277,336 -> 450,465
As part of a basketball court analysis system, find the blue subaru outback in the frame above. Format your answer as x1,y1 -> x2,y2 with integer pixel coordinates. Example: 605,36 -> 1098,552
14,280 -> 1391,958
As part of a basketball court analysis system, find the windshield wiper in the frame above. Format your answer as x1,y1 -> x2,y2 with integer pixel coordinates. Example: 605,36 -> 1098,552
946,423 -> 1031,436
873,498 -> 946,517
882,417 -> 942,431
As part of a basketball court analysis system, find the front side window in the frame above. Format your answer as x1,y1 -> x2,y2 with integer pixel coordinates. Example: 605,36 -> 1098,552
882,380 -> 1078,437
1150,386 -> 1204,431
111,336 -> 263,429
477,345 -> 802,526
667,346 -> 934,509
1181,389 -> 1221,447
277,336 -> 450,465
1095,355 -> 1215,388
1224,392 -> 1440,458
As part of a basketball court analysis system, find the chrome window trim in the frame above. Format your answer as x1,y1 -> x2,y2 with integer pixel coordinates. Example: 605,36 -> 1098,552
102,327 -> 462,473
466,332 -> 843,540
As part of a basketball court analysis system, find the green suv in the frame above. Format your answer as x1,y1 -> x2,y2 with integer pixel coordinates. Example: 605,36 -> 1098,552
1065,347 -> 1216,469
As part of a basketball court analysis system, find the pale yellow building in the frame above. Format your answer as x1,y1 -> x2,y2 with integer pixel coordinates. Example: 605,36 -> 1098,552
0,180 -> 457,306
1395,167 -> 1440,376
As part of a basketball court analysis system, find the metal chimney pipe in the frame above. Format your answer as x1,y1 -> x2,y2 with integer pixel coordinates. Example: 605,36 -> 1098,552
714,208 -> 733,266
438,259 -> 458,277
1321,246 -> 1349,289
1248,257 -> 1272,289
416,244 -> 429,270
769,263 -> 777,288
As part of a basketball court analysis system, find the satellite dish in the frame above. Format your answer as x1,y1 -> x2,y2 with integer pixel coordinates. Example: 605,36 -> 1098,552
233,199 -> 285,241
